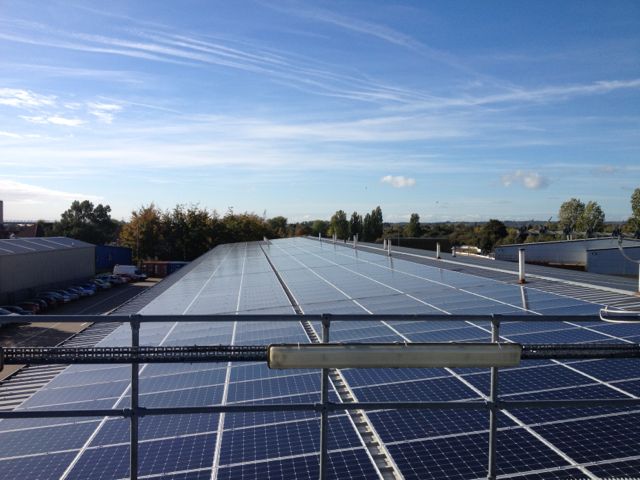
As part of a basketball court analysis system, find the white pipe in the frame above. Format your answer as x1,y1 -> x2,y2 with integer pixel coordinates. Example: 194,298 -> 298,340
387,240 -> 391,256
518,248 -> 526,284
436,242 -> 441,259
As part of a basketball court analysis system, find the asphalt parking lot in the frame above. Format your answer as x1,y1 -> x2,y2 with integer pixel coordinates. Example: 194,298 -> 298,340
0,279 -> 157,381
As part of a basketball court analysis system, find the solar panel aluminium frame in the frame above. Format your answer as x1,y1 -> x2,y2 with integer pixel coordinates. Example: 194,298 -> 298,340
2,313 -> 640,480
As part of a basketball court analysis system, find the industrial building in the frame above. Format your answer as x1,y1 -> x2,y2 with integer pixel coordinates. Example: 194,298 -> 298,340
0,237 -> 95,304
495,237 -> 640,274
1,237 -> 640,478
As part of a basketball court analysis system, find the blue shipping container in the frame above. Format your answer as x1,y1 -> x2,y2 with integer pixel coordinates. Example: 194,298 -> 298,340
95,245 -> 133,272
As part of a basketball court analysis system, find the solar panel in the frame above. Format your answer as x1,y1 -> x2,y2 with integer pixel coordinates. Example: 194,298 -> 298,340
1,237 -> 639,479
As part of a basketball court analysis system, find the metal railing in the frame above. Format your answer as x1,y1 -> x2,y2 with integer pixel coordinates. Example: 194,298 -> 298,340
1,313 -> 640,480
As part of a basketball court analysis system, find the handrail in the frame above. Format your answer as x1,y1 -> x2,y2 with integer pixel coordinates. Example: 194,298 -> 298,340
0,313 -> 635,480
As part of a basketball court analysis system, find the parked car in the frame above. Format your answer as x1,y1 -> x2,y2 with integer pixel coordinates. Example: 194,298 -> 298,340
18,302 -> 40,314
80,283 -> 98,293
113,265 -> 147,281
92,279 -> 111,290
67,286 -> 93,297
56,289 -> 80,301
30,298 -> 49,311
41,291 -> 72,303
35,294 -> 58,307
0,305 -> 31,315
0,307 -> 18,316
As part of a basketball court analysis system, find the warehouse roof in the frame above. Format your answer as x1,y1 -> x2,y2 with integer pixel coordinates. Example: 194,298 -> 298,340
0,237 -> 94,256
1,237 -> 640,478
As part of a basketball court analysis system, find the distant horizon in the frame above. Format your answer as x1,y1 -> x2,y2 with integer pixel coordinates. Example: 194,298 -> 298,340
1,1 -> 638,222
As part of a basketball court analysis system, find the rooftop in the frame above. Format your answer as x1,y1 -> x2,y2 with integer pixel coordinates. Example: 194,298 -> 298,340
0,237 -> 94,256
1,237 -> 639,479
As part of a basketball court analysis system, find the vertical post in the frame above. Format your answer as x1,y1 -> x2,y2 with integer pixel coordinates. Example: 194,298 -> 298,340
130,315 -> 140,480
452,246 -> 456,257
387,239 -> 391,256
638,263 -> 640,293
518,248 -> 526,284
487,316 -> 500,480
319,315 -> 331,480
318,232 -> 321,241
436,242 -> 441,259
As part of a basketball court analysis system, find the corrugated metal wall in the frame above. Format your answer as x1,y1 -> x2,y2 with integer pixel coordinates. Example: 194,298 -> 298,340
587,247 -> 640,277
0,247 -> 95,304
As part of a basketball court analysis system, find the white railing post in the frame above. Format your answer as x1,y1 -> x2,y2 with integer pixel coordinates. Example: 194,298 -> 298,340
452,246 -> 456,257
436,242 -> 441,259
387,239 -> 391,257
518,248 -> 526,284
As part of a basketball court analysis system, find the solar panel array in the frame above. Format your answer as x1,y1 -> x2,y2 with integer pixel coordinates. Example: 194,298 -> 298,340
1,237 -> 639,479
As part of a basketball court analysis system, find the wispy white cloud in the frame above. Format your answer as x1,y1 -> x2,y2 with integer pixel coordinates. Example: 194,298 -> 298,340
21,115 -> 84,126
501,170 -> 549,190
0,87 -> 55,108
0,130 -> 22,139
381,175 -> 416,188
87,102 -> 122,124
0,179 -> 101,204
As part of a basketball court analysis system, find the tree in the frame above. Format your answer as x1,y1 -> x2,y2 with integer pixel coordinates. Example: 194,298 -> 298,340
362,213 -> 373,241
268,216 -> 288,238
558,198 -> 585,238
371,206 -> 384,240
119,204 -> 165,262
577,201 -> 605,237
52,200 -> 118,245
311,220 -> 328,237
349,212 -> 362,240
629,188 -> 640,232
404,213 -> 422,237
477,219 -> 508,252
329,210 -> 349,239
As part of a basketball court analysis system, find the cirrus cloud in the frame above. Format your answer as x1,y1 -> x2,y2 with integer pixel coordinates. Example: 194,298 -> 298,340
381,175 -> 416,188
501,170 -> 549,190
20,115 -> 84,126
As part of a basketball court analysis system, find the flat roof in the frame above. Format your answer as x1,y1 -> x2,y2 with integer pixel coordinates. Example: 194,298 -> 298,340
1,237 -> 639,478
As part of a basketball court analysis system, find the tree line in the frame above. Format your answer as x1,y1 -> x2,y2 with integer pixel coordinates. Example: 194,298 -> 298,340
45,188 -> 640,261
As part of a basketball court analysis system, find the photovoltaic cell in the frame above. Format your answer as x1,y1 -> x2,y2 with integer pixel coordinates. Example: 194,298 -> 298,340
1,238 -> 639,479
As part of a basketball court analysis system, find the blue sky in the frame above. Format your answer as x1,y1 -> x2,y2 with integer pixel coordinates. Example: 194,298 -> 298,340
0,0 -> 638,223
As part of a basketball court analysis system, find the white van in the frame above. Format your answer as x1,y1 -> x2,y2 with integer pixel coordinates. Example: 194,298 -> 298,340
113,265 -> 147,280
